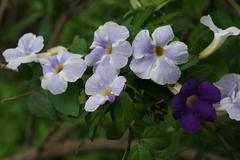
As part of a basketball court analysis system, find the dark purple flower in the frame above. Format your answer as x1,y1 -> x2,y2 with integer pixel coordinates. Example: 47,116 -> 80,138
172,77 -> 221,134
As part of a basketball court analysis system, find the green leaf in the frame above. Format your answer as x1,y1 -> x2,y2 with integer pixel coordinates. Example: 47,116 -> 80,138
166,101 -> 180,131
154,0 -> 173,12
132,7 -> 152,27
64,104 -> 88,127
153,11 -> 179,25
106,91 -> 133,140
18,64 -> 33,81
2,13 -> 42,41
179,64 -> 216,83
133,102 -> 145,120
132,120 -> 145,133
127,144 -> 153,160
49,82 -> 79,117
154,152 -> 173,160
180,54 -> 199,71
27,92 -> 59,120
70,35 -> 87,55
142,126 -> 170,150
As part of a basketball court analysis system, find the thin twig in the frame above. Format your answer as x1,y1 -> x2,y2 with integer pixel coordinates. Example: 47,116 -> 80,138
1,86 -> 41,103
205,122 -> 239,160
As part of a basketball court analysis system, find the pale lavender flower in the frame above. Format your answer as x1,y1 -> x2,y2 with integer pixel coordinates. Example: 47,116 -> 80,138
84,21 -> 132,71
84,64 -> 126,112
39,47 -> 87,95
3,33 -> 44,69
130,25 -> 188,85
214,74 -> 240,120
199,15 -> 240,59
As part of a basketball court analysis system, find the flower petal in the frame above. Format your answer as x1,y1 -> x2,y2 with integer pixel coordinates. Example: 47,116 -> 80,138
172,94 -> 187,120
90,25 -> 108,49
29,36 -> 44,53
105,22 -> 129,43
225,26 -> 240,36
41,72 -> 68,94
85,74 -> 106,95
192,99 -> 216,121
130,53 -> 157,79
110,41 -> 132,69
3,48 -> 23,62
21,53 -> 38,63
151,58 -> 181,85
61,61 -> 86,82
17,33 -> 36,52
179,77 -> 200,98
107,94 -> 116,102
200,15 -> 220,33
197,81 -> 221,102
152,25 -> 174,47
111,76 -> 126,96
132,30 -> 155,59
180,109 -> 201,134
95,64 -> 118,84
84,95 -> 107,112
214,80 -> 236,98
164,41 -> 188,64
84,47 -> 106,66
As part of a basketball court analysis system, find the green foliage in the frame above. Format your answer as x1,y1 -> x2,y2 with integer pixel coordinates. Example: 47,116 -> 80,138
70,36 -> 88,55
49,82 -> 80,117
28,91 -> 59,120
127,144 -> 153,160
142,126 -> 170,150
2,0 -> 240,159
106,91 -> 133,140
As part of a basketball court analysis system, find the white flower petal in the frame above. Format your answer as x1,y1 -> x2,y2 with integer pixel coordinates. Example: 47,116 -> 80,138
200,15 -> 220,33
132,30 -> 155,59
84,95 -> 107,112
111,76 -> 126,96
41,72 -> 68,95
152,25 -> 174,47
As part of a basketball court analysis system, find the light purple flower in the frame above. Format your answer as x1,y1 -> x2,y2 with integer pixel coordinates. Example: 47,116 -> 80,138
3,33 -> 44,69
84,64 -> 126,112
214,74 -> 240,120
39,47 -> 87,95
130,25 -> 188,85
84,21 -> 132,71
199,15 -> 240,59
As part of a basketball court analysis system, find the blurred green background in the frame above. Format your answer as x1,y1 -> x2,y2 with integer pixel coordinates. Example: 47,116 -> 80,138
0,0 -> 240,159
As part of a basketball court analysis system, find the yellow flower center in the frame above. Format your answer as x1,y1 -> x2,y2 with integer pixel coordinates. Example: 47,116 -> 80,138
102,88 -> 112,97
55,64 -> 64,73
186,95 -> 196,106
154,46 -> 164,57
106,43 -> 112,55
25,53 -> 31,56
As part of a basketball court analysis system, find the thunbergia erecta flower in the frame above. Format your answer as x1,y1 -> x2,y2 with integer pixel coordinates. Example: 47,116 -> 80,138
3,33 -> 44,69
172,77 -> 221,134
84,64 -> 126,112
39,47 -> 87,95
84,21 -> 132,71
214,74 -> 240,120
130,25 -> 188,85
199,15 -> 240,59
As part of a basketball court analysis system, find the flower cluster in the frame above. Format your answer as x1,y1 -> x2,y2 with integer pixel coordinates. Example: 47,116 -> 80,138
2,15 -> 240,134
